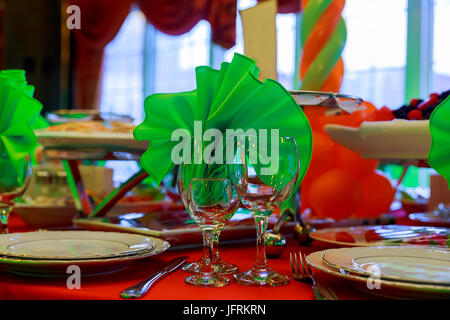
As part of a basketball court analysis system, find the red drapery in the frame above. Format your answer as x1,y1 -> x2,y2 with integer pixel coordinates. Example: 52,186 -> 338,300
71,0 -> 237,109
257,0 -> 302,13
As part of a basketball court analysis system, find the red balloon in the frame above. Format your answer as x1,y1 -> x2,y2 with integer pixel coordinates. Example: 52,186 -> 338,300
308,169 -> 361,219
355,173 -> 395,218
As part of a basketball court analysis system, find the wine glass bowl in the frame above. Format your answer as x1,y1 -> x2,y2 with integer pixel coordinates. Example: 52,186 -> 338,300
187,178 -> 238,228
0,158 -> 31,233
177,164 -> 240,286
230,136 -> 300,287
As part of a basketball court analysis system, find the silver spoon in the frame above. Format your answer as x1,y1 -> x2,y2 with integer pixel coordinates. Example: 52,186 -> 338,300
265,209 -> 289,258
293,190 -> 315,245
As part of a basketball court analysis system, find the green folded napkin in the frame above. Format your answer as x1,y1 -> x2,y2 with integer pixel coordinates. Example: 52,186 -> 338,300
429,95 -> 450,188
134,53 -> 313,190
0,70 -> 42,183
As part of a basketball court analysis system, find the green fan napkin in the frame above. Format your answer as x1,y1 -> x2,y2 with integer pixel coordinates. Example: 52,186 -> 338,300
0,69 -> 42,182
134,53 -> 313,190
429,95 -> 450,188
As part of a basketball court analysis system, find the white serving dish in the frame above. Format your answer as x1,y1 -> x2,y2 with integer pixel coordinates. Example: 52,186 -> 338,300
324,120 -> 430,160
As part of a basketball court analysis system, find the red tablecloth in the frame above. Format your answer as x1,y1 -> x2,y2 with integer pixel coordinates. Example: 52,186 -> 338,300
0,213 -> 382,300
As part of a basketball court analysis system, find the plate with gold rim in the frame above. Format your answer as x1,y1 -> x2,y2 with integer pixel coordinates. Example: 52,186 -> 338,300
0,231 -> 158,260
0,238 -> 170,277
322,247 -> 450,286
306,249 -> 450,299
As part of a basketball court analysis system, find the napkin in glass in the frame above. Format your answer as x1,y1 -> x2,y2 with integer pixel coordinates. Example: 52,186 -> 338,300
134,53 -> 313,190
0,70 -> 42,183
429,95 -> 450,187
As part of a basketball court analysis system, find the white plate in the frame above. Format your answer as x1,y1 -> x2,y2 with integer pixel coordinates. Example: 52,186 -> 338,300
324,120 -> 430,159
0,231 -> 156,260
309,225 -> 450,249
35,129 -> 148,151
322,247 -> 450,286
306,249 -> 450,299
0,238 -> 170,277
409,212 -> 450,227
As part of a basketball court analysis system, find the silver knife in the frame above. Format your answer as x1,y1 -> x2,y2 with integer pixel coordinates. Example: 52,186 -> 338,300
120,256 -> 188,299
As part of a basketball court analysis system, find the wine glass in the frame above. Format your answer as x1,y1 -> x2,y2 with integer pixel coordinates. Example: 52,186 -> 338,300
182,223 -> 239,275
181,165 -> 239,274
178,163 -> 240,286
229,136 -> 300,287
0,157 -> 31,234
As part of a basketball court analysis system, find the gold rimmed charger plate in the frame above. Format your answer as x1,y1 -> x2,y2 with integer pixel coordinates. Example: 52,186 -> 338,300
306,249 -> 450,299
0,231 -> 157,260
322,247 -> 450,286
309,225 -> 450,249
0,237 -> 170,278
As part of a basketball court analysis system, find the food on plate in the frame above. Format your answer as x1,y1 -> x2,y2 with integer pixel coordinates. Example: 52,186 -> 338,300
336,231 -> 355,243
381,228 -> 450,248
364,229 -> 384,242
391,89 -> 450,120
45,121 -> 135,134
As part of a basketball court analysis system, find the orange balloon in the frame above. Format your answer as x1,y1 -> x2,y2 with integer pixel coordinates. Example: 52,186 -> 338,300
355,173 -> 395,218
333,145 -> 379,178
308,132 -> 336,177
308,169 -> 361,219
300,179 -> 312,212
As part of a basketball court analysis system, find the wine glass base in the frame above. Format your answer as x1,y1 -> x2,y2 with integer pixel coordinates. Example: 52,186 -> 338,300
233,268 -> 290,287
185,274 -> 231,287
182,260 -> 239,275
217,261 -> 239,274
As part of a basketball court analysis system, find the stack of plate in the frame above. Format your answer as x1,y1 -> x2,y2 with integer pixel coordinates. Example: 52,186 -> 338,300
307,247 -> 450,299
0,231 -> 170,277
309,225 -> 450,249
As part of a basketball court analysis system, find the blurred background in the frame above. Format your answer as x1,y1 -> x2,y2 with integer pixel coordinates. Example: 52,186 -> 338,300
1,0 -> 450,203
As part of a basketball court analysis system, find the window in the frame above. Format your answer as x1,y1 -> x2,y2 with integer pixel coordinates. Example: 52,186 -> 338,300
100,10 -> 146,123
149,21 -> 211,95
432,0 -> 450,93
341,0 -> 408,109
101,0 -> 298,123
101,0 -> 448,116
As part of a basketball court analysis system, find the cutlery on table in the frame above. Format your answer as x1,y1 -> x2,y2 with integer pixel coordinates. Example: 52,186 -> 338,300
120,256 -> 188,299
290,251 -> 338,300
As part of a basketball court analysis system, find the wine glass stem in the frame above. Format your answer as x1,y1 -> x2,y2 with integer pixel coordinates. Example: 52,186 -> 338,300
253,212 -> 271,271
200,228 -> 216,273
211,228 -> 222,262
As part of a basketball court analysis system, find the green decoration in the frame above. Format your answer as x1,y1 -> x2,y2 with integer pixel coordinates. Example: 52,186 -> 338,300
0,70 -> 43,183
429,95 -> 450,188
300,0 -> 347,91
134,53 -> 313,191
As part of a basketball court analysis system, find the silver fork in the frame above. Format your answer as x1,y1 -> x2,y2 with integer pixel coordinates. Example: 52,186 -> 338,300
290,251 -> 339,300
